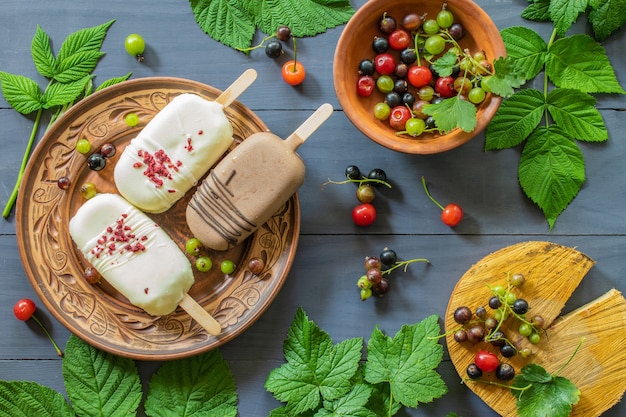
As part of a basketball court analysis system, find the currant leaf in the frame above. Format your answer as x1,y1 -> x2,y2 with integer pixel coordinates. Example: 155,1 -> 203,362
512,363 -> 580,417
518,125 -> 585,230
482,56 -> 526,97
363,315 -> 447,408
546,35 -> 626,94
484,89 -> 545,150
422,97 -> 477,133
317,383 -> 376,417
265,307 -> 362,415
430,51 -> 458,77
500,26 -> 547,81
546,88 -> 607,142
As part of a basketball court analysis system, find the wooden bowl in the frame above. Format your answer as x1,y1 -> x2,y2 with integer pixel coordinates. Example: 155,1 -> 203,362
333,0 -> 506,154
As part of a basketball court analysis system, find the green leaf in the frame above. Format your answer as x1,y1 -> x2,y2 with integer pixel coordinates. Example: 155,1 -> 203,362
423,97 -> 477,133
511,363 -> 580,417
521,0 -> 551,21
42,76 -> 91,108
56,20 -> 115,63
0,381 -> 75,417
254,0 -> 355,38
482,57 -> 526,97
546,88 -> 607,142
54,50 -> 105,83
0,71 -> 43,114
363,315 -> 447,408
485,89 -> 545,150
95,72 -> 133,92
548,0 -> 588,36
518,125 -> 585,229
365,382 -> 402,417
588,0 -> 626,41
318,383 -> 376,417
144,349 -> 237,417
31,25 -> 56,79
546,35 -> 626,94
431,51 -> 459,77
189,0 -> 257,51
265,307 -> 362,415
500,26 -> 547,81
62,334 -> 142,417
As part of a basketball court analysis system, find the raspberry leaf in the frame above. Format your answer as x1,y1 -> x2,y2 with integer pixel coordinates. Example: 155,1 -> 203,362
363,315 -> 447,408
500,26 -> 547,81
189,0 -> 256,52
546,88 -> 607,142
62,335 -> 142,417
0,381 -> 75,416
42,75 -> 92,109
253,0 -> 354,38
548,0 -> 588,36
265,307 -> 362,414
31,25 -> 56,79
55,20 -> 114,64
518,125 -> 585,230
588,0 -> 626,41
0,71 -> 43,115
546,35 -> 626,94
144,349 -> 237,417
511,363 -> 580,417
522,0 -> 551,21
95,72 -> 133,92
423,97 -> 477,133
485,89 -> 545,150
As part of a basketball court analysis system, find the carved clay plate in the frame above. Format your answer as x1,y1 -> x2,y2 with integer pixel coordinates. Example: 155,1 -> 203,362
16,77 -> 300,360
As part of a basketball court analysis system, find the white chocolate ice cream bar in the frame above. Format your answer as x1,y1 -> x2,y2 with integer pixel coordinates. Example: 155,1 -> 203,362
69,193 -> 194,316
114,93 -> 234,213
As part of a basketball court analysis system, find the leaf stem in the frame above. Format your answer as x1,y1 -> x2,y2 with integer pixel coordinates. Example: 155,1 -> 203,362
2,108 -> 43,218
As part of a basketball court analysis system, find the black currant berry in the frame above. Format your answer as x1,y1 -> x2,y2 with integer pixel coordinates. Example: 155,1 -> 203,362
512,299 -> 529,315
495,363 -> 515,381
358,59 -> 375,76
488,296 -> 502,309
372,36 -> 389,53
367,168 -> 387,186
402,92 -> 415,107
379,248 -> 397,267
500,344 -> 516,358
400,48 -> 417,65
385,91 -> 402,108
345,165 -> 361,180
87,153 -> 106,171
265,39 -> 283,58
453,306 -> 472,324
489,330 -> 506,347
466,363 -> 482,379
378,14 -> 397,34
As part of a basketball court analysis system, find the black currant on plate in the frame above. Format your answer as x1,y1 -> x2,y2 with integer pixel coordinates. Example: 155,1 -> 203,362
87,153 -> 106,171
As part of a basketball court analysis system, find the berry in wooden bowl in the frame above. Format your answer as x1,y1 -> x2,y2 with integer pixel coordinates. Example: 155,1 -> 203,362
333,0 -> 506,154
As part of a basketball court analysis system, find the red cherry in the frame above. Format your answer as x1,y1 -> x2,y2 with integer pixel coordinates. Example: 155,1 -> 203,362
442,203 -> 463,226
474,350 -> 499,373
388,29 -> 411,50
357,75 -> 375,97
389,106 -> 411,131
352,203 -> 376,226
407,65 -> 433,88
13,298 -> 36,321
282,60 -> 306,86
374,53 -> 396,75
435,76 -> 456,98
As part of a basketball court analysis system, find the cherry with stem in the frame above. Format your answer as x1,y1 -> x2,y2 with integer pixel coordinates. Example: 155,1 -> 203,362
421,176 -> 463,227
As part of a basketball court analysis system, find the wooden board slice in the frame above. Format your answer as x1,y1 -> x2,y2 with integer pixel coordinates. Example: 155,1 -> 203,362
445,241 -> 626,416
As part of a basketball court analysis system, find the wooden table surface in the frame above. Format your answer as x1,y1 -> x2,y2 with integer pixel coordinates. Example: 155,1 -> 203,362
1,1 -> 624,416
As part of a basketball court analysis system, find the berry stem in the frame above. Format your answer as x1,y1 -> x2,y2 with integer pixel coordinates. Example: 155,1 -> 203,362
2,108 -> 43,218
235,33 -> 276,52
30,314 -> 64,357
291,37 -> 298,72
553,337 -> 584,377
382,257 -> 430,275
322,177 -> 392,189
421,176 -> 445,210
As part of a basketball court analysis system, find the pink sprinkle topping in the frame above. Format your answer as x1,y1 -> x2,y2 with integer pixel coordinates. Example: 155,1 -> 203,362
184,136 -> 194,152
88,214 -> 149,258
133,148 -> 183,188
198,130 -> 203,135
